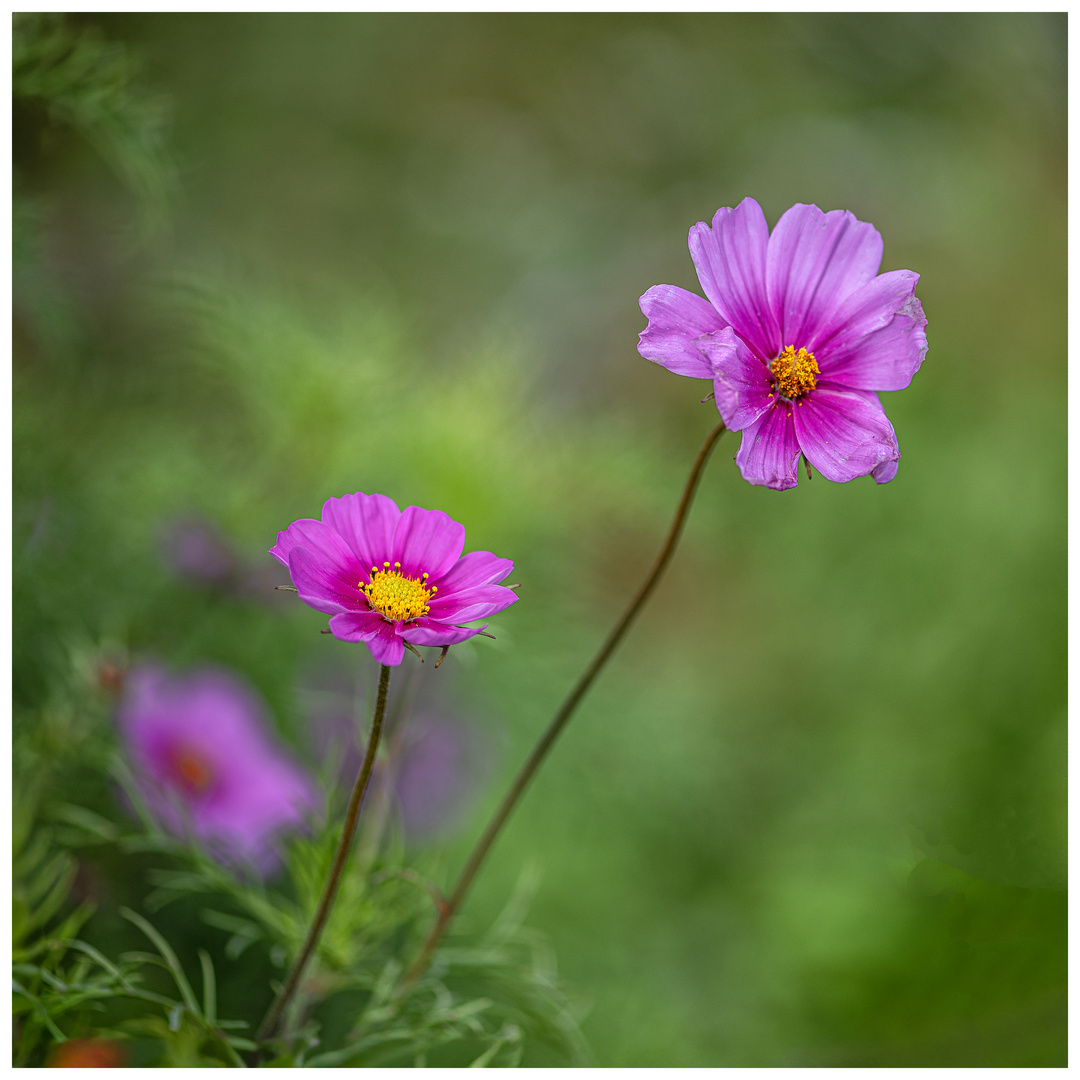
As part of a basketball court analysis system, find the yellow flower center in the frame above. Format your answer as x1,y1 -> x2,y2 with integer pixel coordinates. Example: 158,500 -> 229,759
360,561 -> 436,622
770,346 -> 819,400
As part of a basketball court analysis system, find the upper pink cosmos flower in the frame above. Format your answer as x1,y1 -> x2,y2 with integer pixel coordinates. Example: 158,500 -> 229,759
638,197 -> 927,490
271,492 -> 518,667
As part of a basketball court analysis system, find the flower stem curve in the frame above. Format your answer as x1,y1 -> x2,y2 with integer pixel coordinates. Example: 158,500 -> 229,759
402,420 -> 726,987
255,663 -> 392,1047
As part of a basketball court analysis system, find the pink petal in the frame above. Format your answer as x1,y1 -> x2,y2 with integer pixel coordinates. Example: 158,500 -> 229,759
392,506 -> 465,581
810,270 -> 920,357
734,403 -> 802,490
817,291 -> 927,392
697,326 -> 774,431
872,457 -> 900,484
793,387 -> 899,483
272,517 -> 360,578
321,492 -> 401,577
637,284 -> 728,379
329,612 -> 405,666
688,197 -> 779,361
289,546 -> 365,615
428,584 -> 518,623
327,609 -> 385,639
765,204 -> 883,349
400,620 -> 486,647
433,550 -> 514,593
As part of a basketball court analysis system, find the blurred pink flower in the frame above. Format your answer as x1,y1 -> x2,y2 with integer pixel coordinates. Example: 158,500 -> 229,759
117,665 -> 317,875
639,197 -> 926,489
393,710 -> 490,841
272,492 -> 517,666
296,655 -> 492,840
159,514 -> 236,583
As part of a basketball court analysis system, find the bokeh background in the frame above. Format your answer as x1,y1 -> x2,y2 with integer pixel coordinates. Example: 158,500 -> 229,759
14,12 -> 1065,1067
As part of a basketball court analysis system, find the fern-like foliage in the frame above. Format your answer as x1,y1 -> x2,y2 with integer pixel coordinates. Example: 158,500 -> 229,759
13,12 -> 174,222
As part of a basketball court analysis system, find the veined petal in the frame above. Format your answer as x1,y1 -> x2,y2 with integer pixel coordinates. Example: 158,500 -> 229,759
794,387 -> 899,483
289,546 -> 364,615
321,492 -> 401,576
810,270 -> 920,357
735,404 -> 802,490
433,550 -> 514,593
689,197 -> 779,360
766,204 -> 883,348
271,516 -> 358,573
817,291 -> 927,392
392,506 -> 466,581
429,584 -> 518,623
698,326 -> 774,431
637,284 -> 728,379
327,610 -> 385,639
401,620 -> 486,647
329,612 -> 405,666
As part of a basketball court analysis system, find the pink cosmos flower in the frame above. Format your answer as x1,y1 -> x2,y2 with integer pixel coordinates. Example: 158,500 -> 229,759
638,197 -> 927,490
271,492 -> 518,667
117,665 -> 317,875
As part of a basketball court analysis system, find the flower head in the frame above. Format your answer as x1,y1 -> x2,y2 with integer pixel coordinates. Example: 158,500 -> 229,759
271,492 -> 518,667
639,197 -> 927,490
117,665 -> 317,875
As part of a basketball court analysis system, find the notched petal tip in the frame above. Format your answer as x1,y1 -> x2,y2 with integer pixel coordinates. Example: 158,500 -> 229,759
872,456 -> 900,484
734,409 -> 802,490
637,283 -> 726,380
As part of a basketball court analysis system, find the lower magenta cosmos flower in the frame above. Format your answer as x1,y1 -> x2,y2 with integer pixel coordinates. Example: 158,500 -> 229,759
638,197 -> 927,490
271,492 -> 518,666
117,665 -> 317,874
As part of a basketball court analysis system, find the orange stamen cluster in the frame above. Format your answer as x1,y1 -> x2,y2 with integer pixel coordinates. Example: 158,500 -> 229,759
172,749 -> 213,794
360,561 -> 436,622
770,345 -> 819,400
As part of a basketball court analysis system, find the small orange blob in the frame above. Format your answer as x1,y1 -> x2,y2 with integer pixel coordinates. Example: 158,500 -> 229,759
171,748 -> 214,794
97,663 -> 125,695
48,1039 -> 126,1067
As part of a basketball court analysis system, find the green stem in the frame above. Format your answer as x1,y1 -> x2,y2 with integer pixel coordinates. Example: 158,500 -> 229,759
402,420 -> 726,987
255,663 -> 392,1047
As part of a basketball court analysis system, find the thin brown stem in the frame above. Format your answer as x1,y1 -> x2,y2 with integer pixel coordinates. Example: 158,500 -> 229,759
255,663 -> 392,1047
402,420 -> 726,987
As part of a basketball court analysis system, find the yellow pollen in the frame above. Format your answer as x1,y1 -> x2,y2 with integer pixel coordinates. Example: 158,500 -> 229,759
770,345 -> 819,400
360,565 -> 435,622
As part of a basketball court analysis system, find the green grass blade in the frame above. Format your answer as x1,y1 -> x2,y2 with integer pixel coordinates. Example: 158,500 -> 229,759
119,906 -> 200,1014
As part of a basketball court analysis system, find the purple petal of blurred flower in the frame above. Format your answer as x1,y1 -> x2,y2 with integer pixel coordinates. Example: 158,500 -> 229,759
296,655 -> 368,789
117,664 -> 317,875
271,494 -> 518,665
393,711 -> 490,841
159,515 -> 236,583
638,197 -> 927,490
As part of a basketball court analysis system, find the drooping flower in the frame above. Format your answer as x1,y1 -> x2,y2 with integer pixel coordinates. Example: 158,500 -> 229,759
271,492 -> 518,667
117,665 -> 317,874
638,197 -> 927,490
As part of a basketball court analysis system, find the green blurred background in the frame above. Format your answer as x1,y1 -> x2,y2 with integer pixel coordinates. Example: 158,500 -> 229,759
14,12 -> 1065,1066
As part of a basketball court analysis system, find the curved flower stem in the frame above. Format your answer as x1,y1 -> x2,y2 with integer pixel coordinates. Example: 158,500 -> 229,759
255,663 -> 392,1047
402,420 -> 726,987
